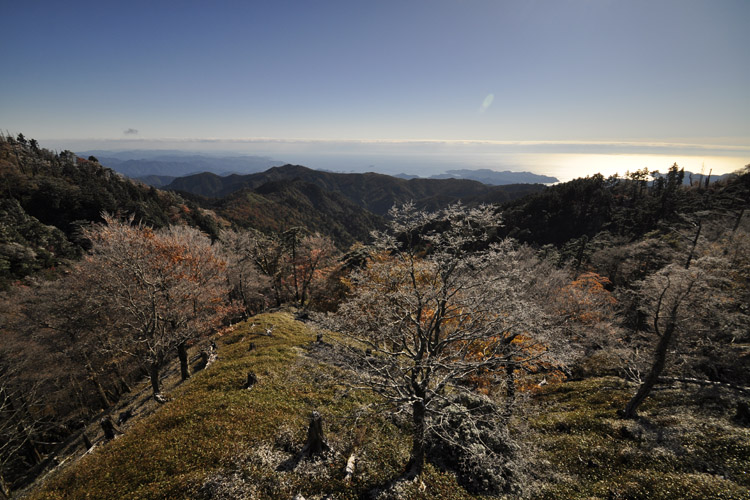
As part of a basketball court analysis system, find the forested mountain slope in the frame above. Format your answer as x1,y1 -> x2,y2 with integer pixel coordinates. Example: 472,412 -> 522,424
0,135 -> 222,286
201,179 -> 384,247
500,166 -> 750,246
165,164 -> 546,215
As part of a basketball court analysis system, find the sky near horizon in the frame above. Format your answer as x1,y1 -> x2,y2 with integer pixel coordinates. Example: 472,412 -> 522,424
2,0 -> 748,180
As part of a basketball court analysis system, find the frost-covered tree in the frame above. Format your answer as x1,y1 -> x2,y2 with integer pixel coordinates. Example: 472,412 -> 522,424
219,229 -> 271,316
0,368 -> 44,498
81,216 -> 231,400
326,204 -> 567,482
621,243 -> 749,418
221,228 -> 338,311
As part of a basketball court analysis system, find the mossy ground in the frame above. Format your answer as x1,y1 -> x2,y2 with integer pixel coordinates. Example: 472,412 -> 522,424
524,377 -> 750,499
25,313 -> 750,499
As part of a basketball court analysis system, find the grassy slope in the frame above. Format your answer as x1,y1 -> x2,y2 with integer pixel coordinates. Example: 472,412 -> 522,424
26,313 -> 750,499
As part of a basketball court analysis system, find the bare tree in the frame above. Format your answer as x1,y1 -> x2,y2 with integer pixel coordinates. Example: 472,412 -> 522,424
219,229 -> 271,316
620,264 -> 701,418
157,224 -> 233,381
285,232 -> 337,309
81,216 -> 231,399
620,251 -> 746,418
243,229 -> 288,307
325,204 -> 566,480
0,363 -> 46,499
220,228 -> 338,311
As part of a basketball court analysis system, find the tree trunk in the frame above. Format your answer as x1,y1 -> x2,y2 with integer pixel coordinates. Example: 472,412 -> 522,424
84,357 -> 111,409
622,319 -> 676,419
92,374 -> 111,409
734,401 -> 750,426
685,220 -> 702,270
503,362 -> 516,419
273,278 -> 284,308
69,374 -> 87,413
82,432 -> 93,450
113,363 -> 132,393
149,362 -> 163,401
100,416 -> 118,440
406,399 -> 426,478
177,342 -> 191,381
244,372 -> 257,389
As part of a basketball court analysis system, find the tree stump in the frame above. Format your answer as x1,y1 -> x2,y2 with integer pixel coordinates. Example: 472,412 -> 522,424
198,343 -> 218,370
100,416 -> 118,440
300,411 -> 329,458
198,350 -> 210,370
244,372 -> 258,390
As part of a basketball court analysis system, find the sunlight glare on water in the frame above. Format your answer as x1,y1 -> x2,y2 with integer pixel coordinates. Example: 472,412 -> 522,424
520,154 -> 750,183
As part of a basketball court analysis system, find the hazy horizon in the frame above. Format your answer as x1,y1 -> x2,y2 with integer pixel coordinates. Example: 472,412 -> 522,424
44,137 -> 749,183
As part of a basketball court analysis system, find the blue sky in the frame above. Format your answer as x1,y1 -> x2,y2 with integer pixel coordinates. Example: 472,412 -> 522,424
2,0 -> 748,179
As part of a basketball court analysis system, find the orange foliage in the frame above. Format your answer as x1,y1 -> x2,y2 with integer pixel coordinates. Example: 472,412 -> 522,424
461,330 -> 562,395
557,272 -> 616,324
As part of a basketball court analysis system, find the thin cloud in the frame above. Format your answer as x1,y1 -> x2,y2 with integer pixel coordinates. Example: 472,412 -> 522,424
479,94 -> 494,113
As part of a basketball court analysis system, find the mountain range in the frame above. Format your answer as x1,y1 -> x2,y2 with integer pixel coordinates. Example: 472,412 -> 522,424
165,164 -> 547,216
77,150 -> 560,187
428,168 -> 558,185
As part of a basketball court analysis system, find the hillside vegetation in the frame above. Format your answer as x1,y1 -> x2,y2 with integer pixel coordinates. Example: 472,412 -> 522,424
24,313 -> 750,500
0,135 -> 223,287
204,179 -> 384,247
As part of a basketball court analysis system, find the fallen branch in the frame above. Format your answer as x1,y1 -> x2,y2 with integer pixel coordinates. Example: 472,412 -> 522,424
657,376 -> 750,395
344,453 -> 357,482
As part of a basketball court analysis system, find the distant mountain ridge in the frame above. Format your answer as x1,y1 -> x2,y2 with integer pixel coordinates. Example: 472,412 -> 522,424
165,164 -> 547,216
135,175 -> 177,187
429,168 -> 558,185
77,151 -> 281,178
